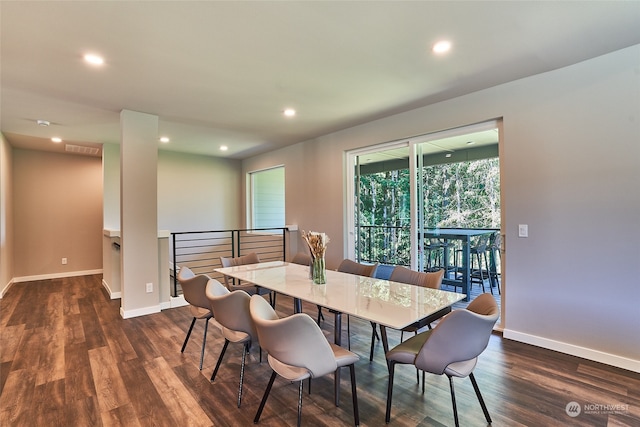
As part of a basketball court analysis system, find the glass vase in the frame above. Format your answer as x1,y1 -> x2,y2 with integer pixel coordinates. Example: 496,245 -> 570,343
311,255 -> 326,284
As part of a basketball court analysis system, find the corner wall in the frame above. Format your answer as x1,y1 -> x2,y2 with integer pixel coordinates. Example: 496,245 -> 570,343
0,133 -> 14,296
12,149 -> 103,280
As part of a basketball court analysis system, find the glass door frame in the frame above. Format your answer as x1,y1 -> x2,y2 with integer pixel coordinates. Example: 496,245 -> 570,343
345,120 -> 500,270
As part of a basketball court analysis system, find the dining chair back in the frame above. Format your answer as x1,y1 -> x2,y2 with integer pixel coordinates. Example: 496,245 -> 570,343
376,266 -> 445,363
389,266 -> 444,289
385,293 -> 499,426
334,259 -> 378,350
290,252 -> 311,266
249,294 -> 360,427
176,266 -> 213,370
205,278 -> 257,408
220,252 -> 276,306
337,259 -> 378,277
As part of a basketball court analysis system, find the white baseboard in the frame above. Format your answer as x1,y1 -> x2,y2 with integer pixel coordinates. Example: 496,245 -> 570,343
13,269 -> 103,283
169,295 -> 189,308
0,279 -> 15,298
120,304 -> 161,319
101,279 -> 121,299
503,329 -> 640,373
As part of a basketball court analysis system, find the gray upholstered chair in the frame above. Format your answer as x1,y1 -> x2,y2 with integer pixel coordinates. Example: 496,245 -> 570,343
369,267 -> 445,362
220,252 -> 276,307
176,266 -> 213,370
290,252 -> 311,266
249,294 -> 360,427
205,278 -> 257,408
390,266 -> 444,290
334,259 -> 378,350
385,293 -> 499,426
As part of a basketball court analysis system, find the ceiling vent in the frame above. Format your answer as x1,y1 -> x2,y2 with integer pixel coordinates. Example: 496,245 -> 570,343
65,144 -> 101,156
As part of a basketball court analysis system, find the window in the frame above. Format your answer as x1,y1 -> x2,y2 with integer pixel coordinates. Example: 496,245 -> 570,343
249,166 -> 285,229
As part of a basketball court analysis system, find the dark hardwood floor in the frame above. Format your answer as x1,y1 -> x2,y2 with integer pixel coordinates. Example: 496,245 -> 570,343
1,275 -> 638,426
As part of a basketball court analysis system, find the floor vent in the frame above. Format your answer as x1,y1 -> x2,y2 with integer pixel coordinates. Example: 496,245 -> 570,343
65,144 -> 101,156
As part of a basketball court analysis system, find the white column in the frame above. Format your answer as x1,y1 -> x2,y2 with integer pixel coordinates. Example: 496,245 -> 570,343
119,109 -> 159,318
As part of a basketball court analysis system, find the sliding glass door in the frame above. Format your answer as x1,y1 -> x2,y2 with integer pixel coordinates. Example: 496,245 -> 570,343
346,120 -> 500,271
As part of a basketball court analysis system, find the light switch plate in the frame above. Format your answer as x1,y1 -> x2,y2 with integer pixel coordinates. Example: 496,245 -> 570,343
518,224 -> 528,238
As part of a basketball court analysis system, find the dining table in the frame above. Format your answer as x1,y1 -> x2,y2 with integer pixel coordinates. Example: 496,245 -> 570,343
423,228 -> 497,301
215,260 -> 465,404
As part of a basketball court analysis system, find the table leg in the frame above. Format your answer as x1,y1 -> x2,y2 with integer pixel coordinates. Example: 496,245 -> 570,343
333,311 -> 342,406
379,325 -> 389,354
462,238 -> 471,302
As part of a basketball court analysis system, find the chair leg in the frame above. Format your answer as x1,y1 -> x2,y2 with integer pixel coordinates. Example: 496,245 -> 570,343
210,339 -> 229,382
474,252 -> 487,293
349,364 -> 360,427
297,379 -> 304,427
199,318 -> 209,370
254,370 -> 277,423
385,361 -> 396,423
469,372 -> 492,423
448,375 -> 460,427
237,342 -> 248,408
181,317 -> 196,353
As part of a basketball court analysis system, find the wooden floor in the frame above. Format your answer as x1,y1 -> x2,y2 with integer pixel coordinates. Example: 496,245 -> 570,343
1,275 -> 638,427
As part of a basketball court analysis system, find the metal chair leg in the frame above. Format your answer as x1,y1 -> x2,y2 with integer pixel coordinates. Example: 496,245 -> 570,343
237,342 -> 248,407
385,361 -> 396,423
210,339 -> 229,381
297,379 -> 304,427
470,372 -> 492,423
181,317 -> 196,353
349,363 -> 360,426
199,318 -> 209,370
254,370 -> 277,423
448,375 -> 460,427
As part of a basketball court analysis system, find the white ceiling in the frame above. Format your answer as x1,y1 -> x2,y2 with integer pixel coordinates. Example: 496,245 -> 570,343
2,1 -> 639,159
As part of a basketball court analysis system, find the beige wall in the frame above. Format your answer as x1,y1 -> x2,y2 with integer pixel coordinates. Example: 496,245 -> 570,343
157,150 -> 242,232
0,134 -> 14,294
12,149 -> 103,278
242,45 -> 640,371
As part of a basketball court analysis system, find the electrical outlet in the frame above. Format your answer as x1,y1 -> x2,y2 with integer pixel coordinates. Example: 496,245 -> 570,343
146,282 -> 153,293
518,224 -> 528,238
61,257 -> 68,265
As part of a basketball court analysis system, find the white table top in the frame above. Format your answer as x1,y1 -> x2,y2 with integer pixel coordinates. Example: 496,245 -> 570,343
215,261 -> 465,330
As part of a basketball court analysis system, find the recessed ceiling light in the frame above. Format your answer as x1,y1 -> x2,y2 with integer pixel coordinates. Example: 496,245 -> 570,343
220,145 -> 228,151
432,40 -> 452,54
159,136 -> 170,143
84,53 -> 104,65
37,119 -> 50,127
445,153 -> 452,158
466,141 -> 475,145
283,109 -> 296,117
51,137 -> 62,143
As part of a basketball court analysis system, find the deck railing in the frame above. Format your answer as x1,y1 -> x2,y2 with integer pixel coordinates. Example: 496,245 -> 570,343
171,227 -> 287,297
357,225 -> 411,266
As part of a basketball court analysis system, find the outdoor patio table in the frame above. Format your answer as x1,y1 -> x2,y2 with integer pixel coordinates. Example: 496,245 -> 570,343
423,228 -> 496,301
